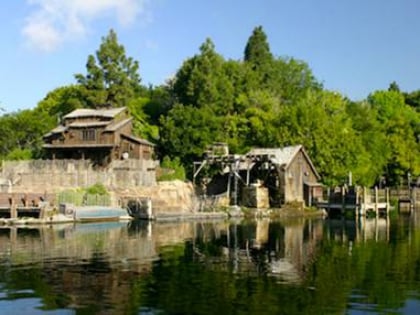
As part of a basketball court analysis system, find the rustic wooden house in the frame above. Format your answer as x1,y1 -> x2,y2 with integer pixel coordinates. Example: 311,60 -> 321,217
43,107 -> 155,166
242,145 -> 322,207
198,144 -> 322,208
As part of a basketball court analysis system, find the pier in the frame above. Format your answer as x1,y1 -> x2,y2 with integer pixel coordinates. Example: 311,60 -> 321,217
316,186 -> 390,217
0,193 -> 47,219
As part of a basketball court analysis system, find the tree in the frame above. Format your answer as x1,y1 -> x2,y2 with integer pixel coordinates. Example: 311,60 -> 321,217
36,85 -> 84,120
172,38 -> 234,112
368,90 -> 420,185
388,81 -> 400,92
346,100 -> 390,186
275,90 -> 367,185
159,104 -> 224,171
75,29 -> 142,108
244,26 -> 273,72
0,109 -> 52,159
403,89 -> 420,111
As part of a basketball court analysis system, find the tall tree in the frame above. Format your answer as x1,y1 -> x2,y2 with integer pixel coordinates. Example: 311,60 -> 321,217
75,29 -> 142,108
275,90 -> 368,185
159,104 -> 224,169
244,26 -> 273,71
36,85 -> 84,120
388,81 -> 400,92
368,90 -> 420,184
172,38 -> 234,112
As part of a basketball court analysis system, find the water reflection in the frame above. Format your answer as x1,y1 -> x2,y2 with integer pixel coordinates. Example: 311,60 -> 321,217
326,217 -> 390,243
0,216 -> 417,314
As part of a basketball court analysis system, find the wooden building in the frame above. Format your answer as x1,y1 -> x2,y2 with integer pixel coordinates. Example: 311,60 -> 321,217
243,145 -> 322,207
197,144 -> 322,208
43,107 -> 155,166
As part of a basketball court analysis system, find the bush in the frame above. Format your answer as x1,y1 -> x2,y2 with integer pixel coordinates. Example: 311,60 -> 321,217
157,156 -> 186,181
85,183 -> 108,195
6,148 -> 32,160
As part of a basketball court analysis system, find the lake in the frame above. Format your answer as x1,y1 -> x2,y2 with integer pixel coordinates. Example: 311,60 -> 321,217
0,214 -> 420,314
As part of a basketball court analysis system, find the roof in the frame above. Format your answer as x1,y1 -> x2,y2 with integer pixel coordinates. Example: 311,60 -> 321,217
105,118 -> 132,132
243,145 -> 320,180
43,114 -> 131,138
69,121 -> 109,128
43,143 -> 115,149
63,107 -> 126,119
246,145 -> 303,166
121,133 -> 155,146
43,125 -> 67,138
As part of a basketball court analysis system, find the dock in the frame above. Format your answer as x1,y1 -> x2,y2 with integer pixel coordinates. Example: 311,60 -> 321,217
315,186 -> 390,217
0,193 -> 47,219
0,206 -> 43,219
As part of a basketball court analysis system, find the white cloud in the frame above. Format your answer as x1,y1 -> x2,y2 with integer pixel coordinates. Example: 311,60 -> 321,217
22,0 -> 150,52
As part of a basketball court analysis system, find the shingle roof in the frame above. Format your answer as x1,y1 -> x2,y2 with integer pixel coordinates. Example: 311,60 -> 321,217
43,125 -> 67,138
241,145 -> 320,179
63,107 -> 126,119
246,145 -> 303,166
69,121 -> 109,128
104,118 -> 132,132
121,133 -> 155,146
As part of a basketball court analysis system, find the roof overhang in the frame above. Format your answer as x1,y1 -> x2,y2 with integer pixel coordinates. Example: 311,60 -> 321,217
43,144 -> 115,149
121,133 -> 155,146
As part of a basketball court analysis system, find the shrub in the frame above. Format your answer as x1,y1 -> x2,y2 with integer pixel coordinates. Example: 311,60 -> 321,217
157,156 -> 186,181
85,183 -> 108,195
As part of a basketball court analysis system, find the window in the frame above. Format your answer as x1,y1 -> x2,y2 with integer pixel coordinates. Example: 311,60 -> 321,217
82,129 -> 96,141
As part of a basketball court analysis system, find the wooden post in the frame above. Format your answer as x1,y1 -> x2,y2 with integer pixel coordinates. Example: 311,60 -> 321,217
341,186 -> 345,216
412,187 -> 417,211
374,186 -> 379,217
362,186 -> 367,217
10,195 -> 17,219
246,161 -> 250,186
226,166 -> 231,203
355,186 -> 363,218
386,188 -> 390,216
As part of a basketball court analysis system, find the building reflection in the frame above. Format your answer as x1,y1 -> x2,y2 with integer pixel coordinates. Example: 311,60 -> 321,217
325,217 -> 390,243
185,218 -> 324,284
0,215 -> 399,312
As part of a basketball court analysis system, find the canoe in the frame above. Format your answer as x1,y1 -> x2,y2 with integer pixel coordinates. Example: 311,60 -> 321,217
60,204 -> 131,222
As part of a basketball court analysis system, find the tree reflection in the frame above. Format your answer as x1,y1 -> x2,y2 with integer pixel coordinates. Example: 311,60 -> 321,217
0,217 -> 418,314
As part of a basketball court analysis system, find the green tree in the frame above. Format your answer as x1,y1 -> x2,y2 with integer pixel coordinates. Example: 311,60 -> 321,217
368,90 -> 420,184
388,81 -> 400,92
75,29 -> 142,108
244,26 -> 273,72
346,100 -> 389,186
268,57 -> 321,104
275,90 -> 366,185
173,38 -> 234,113
159,104 -> 224,171
0,108 -> 52,159
126,96 -> 159,141
36,85 -> 84,120
403,89 -> 420,111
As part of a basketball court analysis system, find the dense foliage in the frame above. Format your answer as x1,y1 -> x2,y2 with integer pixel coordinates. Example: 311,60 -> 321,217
1,27 -> 419,186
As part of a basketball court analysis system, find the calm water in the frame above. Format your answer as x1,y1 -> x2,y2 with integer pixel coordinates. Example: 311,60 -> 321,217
0,214 -> 420,314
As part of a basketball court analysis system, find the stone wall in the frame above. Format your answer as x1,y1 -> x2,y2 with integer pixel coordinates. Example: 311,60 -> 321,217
115,180 -> 200,217
1,159 -> 157,192
0,161 -> 216,217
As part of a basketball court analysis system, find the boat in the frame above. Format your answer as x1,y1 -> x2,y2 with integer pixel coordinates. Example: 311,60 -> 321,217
60,204 -> 131,222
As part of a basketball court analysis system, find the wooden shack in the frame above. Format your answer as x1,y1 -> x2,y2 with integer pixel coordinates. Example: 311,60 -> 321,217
197,144 -> 322,208
243,145 -> 322,207
42,107 -> 154,166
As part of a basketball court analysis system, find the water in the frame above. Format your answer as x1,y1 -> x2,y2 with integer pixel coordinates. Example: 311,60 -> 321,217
0,215 -> 420,314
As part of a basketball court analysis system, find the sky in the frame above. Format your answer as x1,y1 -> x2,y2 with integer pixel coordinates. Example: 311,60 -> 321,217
1,0 -> 420,112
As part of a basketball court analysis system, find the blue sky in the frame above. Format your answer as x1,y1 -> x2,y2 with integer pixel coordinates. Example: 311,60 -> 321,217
1,0 -> 420,111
